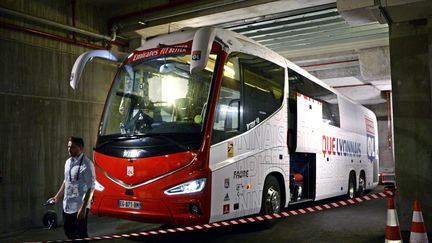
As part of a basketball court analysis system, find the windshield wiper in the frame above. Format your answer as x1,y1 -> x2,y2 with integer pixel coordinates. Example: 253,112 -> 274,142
140,134 -> 191,151
96,134 -> 191,152
95,136 -> 139,150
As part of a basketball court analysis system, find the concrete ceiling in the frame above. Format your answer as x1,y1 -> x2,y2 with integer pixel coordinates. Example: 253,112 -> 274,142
88,0 -> 419,105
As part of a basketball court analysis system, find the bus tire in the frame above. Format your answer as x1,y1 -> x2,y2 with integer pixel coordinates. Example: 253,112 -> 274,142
347,172 -> 356,199
259,175 -> 281,228
357,171 -> 366,197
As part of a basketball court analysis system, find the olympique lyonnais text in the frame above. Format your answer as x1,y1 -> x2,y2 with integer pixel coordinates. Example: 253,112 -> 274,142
322,135 -> 361,158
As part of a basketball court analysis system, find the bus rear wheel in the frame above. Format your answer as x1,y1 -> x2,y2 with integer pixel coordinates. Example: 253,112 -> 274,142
347,173 -> 356,199
357,172 -> 366,196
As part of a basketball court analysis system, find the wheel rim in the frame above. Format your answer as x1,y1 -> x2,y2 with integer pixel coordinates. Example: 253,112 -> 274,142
359,176 -> 365,194
265,186 -> 281,213
349,179 -> 355,198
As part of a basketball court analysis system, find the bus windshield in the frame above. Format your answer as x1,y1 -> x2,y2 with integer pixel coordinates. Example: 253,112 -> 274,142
99,52 -> 215,147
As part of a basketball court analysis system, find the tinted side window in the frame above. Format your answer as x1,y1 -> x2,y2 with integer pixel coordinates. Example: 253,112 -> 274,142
239,54 -> 285,130
289,69 -> 340,127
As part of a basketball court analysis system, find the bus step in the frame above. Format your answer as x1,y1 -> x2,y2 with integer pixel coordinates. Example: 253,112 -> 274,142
288,198 -> 313,206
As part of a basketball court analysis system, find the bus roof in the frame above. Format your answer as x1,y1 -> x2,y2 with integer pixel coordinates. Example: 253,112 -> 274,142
135,27 -> 371,113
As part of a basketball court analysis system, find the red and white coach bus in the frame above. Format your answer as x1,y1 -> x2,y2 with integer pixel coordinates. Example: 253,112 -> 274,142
70,27 -> 379,225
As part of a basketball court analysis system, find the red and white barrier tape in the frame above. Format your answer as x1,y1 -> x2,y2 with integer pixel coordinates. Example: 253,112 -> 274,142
40,190 -> 393,242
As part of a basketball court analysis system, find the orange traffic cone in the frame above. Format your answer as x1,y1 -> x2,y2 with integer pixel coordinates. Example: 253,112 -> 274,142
409,200 -> 429,243
385,194 -> 402,242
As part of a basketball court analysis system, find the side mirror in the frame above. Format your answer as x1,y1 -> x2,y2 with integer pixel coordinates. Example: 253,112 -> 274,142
70,50 -> 128,90
190,27 -> 216,74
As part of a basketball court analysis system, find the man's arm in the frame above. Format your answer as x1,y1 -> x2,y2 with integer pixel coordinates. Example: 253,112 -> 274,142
52,181 -> 65,204
77,157 -> 96,220
77,188 -> 94,220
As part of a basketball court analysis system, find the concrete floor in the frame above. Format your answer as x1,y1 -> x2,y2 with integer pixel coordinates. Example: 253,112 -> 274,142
1,185 -> 429,243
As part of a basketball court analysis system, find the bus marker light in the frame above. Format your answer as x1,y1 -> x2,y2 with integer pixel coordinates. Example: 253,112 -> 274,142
189,204 -> 201,214
95,180 -> 105,191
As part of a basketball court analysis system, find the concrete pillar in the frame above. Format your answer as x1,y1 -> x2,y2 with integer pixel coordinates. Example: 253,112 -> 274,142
389,17 -> 432,232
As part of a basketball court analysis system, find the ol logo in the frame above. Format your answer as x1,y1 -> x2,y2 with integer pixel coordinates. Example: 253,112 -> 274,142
127,166 -> 134,177
192,51 -> 201,61
365,117 -> 376,162
367,134 -> 376,162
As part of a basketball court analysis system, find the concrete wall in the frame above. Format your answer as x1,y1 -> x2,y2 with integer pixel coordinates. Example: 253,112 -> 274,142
0,0 -> 117,234
390,17 -> 432,231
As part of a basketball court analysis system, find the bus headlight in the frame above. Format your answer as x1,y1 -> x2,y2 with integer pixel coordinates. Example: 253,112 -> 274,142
95,180 -> 105,191
164,178 -> 207,195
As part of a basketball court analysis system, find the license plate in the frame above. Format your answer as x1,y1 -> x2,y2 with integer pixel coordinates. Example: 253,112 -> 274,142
118,200 -> 142,209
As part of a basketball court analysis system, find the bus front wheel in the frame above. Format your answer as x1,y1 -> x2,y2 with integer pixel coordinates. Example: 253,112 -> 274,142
261,175 -> 281,214
259,175 -> 281,228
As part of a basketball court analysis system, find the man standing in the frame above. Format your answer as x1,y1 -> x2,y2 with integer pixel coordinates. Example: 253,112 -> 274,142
50,137 -> 95,239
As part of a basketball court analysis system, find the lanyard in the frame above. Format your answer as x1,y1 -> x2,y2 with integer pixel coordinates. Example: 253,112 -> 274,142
69,155 -> 84,182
